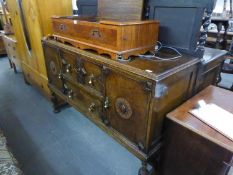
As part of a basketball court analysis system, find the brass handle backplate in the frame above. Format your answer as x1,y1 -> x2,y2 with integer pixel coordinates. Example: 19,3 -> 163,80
88,103 -> 96,112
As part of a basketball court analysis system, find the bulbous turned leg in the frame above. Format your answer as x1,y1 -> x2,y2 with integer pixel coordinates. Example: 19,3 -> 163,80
138,161 -> 149,175
13,63 -> 17,74
51,92 -> 61,113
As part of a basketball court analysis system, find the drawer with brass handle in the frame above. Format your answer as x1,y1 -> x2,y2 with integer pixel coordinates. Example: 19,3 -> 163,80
63,80 -> 103,120
60,48 -> 77,81
59,48 -> 104,94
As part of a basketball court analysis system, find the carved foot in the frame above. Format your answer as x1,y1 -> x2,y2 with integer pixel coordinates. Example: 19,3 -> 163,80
51,93 -> 61,114
138,162 -> 150,175
13,63 -> 17,74
53,108 -> 61,114
138,168 -> 149,175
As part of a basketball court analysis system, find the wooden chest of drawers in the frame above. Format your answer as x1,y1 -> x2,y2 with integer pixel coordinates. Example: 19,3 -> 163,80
52,16 -> 159,60
2,34 -> 21,73
42,38 -> 200,174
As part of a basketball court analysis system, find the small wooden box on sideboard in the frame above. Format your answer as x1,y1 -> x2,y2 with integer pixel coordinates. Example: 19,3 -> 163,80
52,16 -> 159,60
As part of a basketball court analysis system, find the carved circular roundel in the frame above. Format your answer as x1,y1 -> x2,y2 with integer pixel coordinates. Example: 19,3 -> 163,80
49,60 -> 57,75
115,98 -> 133,120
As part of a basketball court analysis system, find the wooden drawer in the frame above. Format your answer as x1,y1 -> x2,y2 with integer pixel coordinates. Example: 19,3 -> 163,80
76,55 -> 103,94
60,48 -> 77,81
59,48 -> 103,94
63,80 -> 103,120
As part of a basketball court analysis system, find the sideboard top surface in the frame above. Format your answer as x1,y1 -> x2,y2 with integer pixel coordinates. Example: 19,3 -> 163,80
45,39 -> 201,81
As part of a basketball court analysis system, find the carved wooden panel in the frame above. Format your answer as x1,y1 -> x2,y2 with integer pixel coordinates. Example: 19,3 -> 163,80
98,0 -> 144,20
105,68 -> 152,150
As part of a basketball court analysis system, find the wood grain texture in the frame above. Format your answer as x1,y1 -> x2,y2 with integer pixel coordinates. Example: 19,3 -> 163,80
162,86 -> 233,175
42,38 -> 200,160
0,34 -> 6,55
5,0 -> 72,97
98,0 -> 144,20
52,16 -> 159,60
2,34 -> 21,70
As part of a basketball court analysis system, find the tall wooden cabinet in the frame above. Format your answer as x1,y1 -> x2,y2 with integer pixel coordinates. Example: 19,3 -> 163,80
6,0 -> 72,97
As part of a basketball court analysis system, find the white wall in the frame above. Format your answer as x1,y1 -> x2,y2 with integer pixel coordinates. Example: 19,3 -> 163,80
72,0 -> 78,10
214,0 -> 230,13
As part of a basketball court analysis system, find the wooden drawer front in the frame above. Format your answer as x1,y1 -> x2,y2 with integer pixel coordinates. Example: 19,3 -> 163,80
43,44 -> 63,90
77,56 -> 103,94
3,37 -> 18,63
9,42 -> 17,61
60,48 -> 77,81
53,19 -> 118,48
105,69 -> 152,149
63,80 -> 103,119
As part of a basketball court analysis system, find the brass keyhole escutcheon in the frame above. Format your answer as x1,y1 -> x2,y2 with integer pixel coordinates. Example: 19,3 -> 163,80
59,24 -> 67,31
115,98 -> 133,120
88,103 -> 96,112
66,64 -> 71,73
88,74 -> 95,86
91,29 -> 102,39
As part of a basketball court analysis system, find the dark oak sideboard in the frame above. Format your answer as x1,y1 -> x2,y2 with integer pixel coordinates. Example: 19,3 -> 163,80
42,38 -> 226,175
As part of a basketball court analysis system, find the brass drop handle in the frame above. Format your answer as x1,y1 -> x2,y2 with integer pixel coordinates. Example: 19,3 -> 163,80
79,67 -> 87,76
104,97 -> 110,109
88,103 -> 96,112
67,89 -> 73,99
58,73 -> 63,79
88,74 -> 95,86
66,64 -> 71,73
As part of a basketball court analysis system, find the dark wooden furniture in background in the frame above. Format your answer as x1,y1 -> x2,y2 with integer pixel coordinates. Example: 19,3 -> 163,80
42,38 -> 202,175
52,16 -> 159,60
77,0 -> 145,20
211,17 -> 230,50
161,86 -> 233,175
194,47 -> 227,93
98,0 -> 144,20
147,0 -> 217,58
0,33 -> 6,55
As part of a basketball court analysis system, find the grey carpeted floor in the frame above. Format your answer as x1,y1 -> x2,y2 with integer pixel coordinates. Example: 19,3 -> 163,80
0,57 -> 141,175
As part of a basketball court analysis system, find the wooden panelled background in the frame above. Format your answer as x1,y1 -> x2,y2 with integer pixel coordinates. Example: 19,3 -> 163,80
6,0 -> 72,97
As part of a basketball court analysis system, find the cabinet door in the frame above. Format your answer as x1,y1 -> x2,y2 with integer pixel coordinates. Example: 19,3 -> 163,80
43,43 -> 63,90
104,68 -> 152,149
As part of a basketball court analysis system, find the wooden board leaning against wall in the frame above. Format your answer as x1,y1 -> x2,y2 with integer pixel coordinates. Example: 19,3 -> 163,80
6,0 -> 72,97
